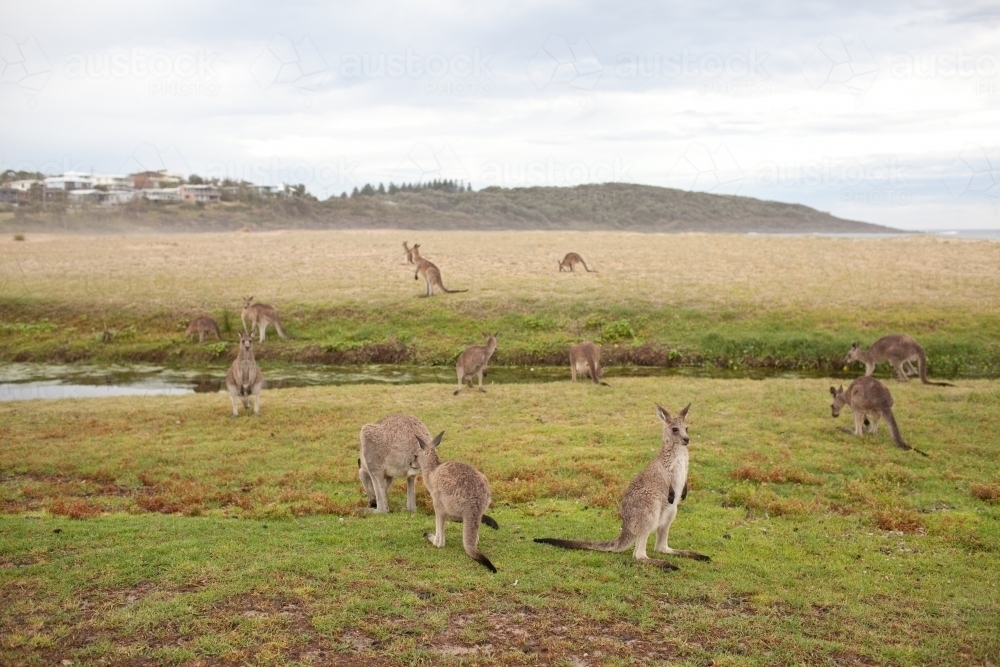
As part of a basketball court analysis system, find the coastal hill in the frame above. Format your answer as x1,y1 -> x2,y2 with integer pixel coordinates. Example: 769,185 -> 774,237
2,183 -> 896,234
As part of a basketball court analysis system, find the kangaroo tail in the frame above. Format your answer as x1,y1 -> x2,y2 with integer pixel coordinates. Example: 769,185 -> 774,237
884,409 -> 928,456
482,514 -> 499,530
582,261 -> 596,273
442,286 -> 469,293
534,529 -> 632,553
916,348 -> 954,386
463,519 -> 497,572
274,319 -> 288,339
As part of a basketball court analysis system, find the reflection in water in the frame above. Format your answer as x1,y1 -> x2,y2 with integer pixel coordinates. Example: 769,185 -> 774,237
0,361 -> 862,403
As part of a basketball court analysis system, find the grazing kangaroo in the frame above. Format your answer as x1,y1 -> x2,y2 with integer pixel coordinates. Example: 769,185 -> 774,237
358,414 -> 432,513
414,432 -> 499,573
569,341 -> 608,385
559,252 -> 595,272
535,404 -> 710,570
830,377 -> 928,456
240,296 -> 288,343
845,335 -> 954,386
185,316 -> 221,343
455,333 -> 498,395
403,241 -> 416,264
225,331 -> 264,417
414,256 -> 468,297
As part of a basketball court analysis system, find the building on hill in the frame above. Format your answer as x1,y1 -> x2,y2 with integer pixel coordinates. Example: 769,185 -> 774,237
44,172 -> 94,191
139,187 -> 181,202
179,184 -> 220,203
2,179 -> 40,192
130,171 -> 183,189
0,188 -> 19,204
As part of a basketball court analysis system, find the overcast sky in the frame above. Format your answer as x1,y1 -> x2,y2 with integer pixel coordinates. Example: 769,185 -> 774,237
2,0 -> 999,229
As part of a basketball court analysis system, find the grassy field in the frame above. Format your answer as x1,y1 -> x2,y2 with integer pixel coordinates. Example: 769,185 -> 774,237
2,377 -> 999,666
1,231 -> 999,373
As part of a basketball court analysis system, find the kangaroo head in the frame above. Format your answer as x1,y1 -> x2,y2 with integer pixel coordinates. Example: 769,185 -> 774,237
844,341 -> 861,364
829,385 -> 847,417
655,403 -> 690,447
238,330 -> 253,351
414,431 -> 445,468
242,296 -> 254,309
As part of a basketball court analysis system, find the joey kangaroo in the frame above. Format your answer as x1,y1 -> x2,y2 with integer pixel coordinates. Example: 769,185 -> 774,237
455,333 -> 498,395
558,252 -> 595,273
414,256 -> 468,297
185,316 -> 221,343
535,404 -> 710,570
225,331 -> 264,417
240,296 -> 288,343
358,414 -> 432,513
830,376 -> 927,456
845,335 -> 954,386
569,341 -> 609,385
414,432 -> 499,573
403,241 -> 416,264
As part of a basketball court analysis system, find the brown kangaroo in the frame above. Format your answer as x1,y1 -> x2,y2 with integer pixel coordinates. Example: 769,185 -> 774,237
830,376 -> 928,456
358,414 -> 432,513
569,341 -> 608,385
414,255 -> 468,297
559,252 -> 595,272
225,331 -> 264,417
402,241 -> 416,264
185,316 -> 221,343
535,404 -> 710,570
414,432 -> 499,573
455,333 -> 498,395
240,296 -> 289,343
845,335 -> 954,386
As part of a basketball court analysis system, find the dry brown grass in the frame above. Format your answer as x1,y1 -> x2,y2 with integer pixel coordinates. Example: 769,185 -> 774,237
971,482 -> 1000,502
2,230 -> 997,311
730,463 -> 824,485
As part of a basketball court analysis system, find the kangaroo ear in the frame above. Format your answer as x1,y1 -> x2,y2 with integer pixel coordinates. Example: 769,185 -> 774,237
431,431 -> 444,447
415,435 -> 427,451
829,386 -> 837,396
655,403 -> 670,423
851,341 -> 858,348
493,331 -> 500,338
679,403 -> 691,418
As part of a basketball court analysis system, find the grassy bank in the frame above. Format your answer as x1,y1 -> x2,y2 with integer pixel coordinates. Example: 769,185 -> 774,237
1,231 -> 998,375
2,378 -> 999,665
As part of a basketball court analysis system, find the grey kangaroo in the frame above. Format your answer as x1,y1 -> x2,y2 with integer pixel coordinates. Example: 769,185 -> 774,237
535,404 -> 710,570
414,432 -> 499,573
185,316 -> 221,343
403,241 -> 416,264
455,333 -> 498,395
558,252 -> 595,272
358,414 -> 432,513
569,341 -> 608,385
414,256 -> 468,297
240,297 -> 288,343
845,335 -> 954,386
830,377 -> 928,456
225,331 -> 264,417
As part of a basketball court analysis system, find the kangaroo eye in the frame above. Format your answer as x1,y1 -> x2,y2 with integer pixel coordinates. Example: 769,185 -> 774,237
671,427 -> 679,433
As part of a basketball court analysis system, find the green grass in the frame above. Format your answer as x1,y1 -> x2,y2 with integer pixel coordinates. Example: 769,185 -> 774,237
2,378 -> 999,665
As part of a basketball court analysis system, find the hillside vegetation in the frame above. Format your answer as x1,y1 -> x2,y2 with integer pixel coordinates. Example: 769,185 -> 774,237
0,183 -> 893,234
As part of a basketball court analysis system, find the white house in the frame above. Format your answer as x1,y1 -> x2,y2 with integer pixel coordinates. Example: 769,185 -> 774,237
3,179 -> 40,191
44,171 -> 94,191
139,187 -> 181,202
179,184 -> 220,203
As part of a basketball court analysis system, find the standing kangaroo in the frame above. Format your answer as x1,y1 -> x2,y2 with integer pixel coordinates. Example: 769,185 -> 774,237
414,432 -> 499,573
845,335 -> 954,386
358,414 -> 432,513
455,333 -> 498,395
830,377 -> 928,456
402,241 -> 416,264
225,331 -> 264,417
185,316 -> 221,343
569,341 -> 608,385
535,404 -> 710,570
414,256 -> 468,297
241,296 -> 288,343
558,252 -> 595,272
